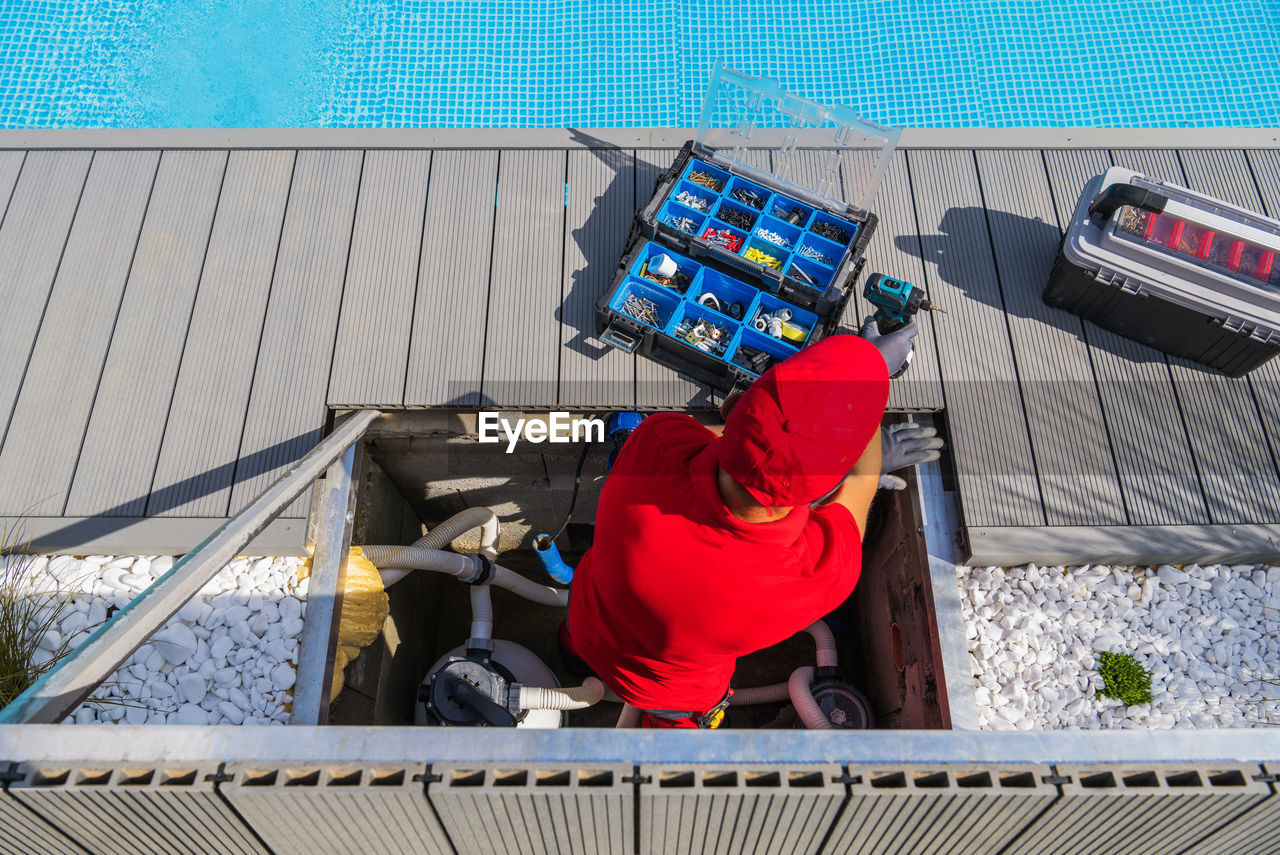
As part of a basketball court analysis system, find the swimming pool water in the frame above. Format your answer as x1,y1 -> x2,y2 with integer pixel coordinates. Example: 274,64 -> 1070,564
1,0 -> 1278,129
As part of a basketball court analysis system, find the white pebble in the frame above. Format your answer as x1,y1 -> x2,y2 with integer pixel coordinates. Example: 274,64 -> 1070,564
219,702 -> 245,724
209,636 -> 234,660
271,664 -> 295,691
279,597 -> 302,623
38,629 -> 62,651
172,703 -> 208,725
178,674 -> 207,704
153,623 -> 197,664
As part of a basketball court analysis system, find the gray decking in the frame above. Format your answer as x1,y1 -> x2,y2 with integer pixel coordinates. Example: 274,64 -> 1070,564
0,130 -> 1277,561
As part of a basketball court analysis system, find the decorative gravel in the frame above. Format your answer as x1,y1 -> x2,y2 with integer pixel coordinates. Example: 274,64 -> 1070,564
959,562 -> 1280,730
22,555 -> 308,725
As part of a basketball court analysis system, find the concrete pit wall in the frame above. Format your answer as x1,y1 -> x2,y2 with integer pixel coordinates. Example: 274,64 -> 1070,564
351,414 -> 949,730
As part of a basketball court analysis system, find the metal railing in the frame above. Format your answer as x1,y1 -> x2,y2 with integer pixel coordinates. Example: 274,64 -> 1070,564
0,409 -> 380,725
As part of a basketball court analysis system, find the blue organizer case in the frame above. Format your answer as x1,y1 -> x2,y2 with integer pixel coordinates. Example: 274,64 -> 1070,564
602,240 -> 825,388
659,155 -> 862,304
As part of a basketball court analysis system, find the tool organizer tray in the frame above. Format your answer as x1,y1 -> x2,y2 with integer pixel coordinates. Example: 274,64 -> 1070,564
591,62 -> 899,391
596,238 -> 853,393
633,141 -> 876,316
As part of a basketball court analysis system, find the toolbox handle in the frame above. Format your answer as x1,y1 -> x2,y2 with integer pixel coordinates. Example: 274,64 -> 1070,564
1089,183 -> 1167,221
600,324 -> 642,354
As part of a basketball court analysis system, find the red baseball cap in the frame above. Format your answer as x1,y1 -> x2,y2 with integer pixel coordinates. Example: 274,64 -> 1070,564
717,335 -> 889,507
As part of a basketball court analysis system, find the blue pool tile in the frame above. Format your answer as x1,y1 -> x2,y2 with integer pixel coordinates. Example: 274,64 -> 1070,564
0,0 -> 1278,128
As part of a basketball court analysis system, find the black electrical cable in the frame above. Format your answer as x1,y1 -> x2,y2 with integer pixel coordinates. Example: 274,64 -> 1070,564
546,412 -> 608,547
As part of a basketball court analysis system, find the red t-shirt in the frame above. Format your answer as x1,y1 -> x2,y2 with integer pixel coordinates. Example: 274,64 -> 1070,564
564,413 -> 864,712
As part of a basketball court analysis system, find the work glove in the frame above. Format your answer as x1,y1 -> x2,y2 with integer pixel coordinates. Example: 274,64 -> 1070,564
878,421 -> 945,490
859,316 -> 918,377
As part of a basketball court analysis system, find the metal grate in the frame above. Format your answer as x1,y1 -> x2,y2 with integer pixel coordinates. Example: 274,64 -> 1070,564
1004,763 -> 1270,855
221,763 -> 449,855
824,764 -> 1055,855
638,764 -> 844,855
430,763 -> 632,855
7,764 -> 264,855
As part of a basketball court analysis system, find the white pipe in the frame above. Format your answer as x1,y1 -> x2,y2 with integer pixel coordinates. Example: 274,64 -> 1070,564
730,682 -> 792,706
519,678 -> 605,711
806,620 -> 838,669
616,704 -> 642,728
469,586 -> 493,642
363,545 -> 569,608
491,565 -> 569,608
789,666 -> 833,730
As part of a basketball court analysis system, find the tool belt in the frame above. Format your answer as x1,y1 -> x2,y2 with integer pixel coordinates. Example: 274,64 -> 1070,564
645,688 -> 734,729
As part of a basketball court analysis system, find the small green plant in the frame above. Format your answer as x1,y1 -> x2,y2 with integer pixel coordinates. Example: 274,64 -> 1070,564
0,522 -> 73,710
1096,651 -> 1153,706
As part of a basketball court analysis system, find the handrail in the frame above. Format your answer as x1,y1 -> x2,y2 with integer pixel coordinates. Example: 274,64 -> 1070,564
0,409 -> 381,724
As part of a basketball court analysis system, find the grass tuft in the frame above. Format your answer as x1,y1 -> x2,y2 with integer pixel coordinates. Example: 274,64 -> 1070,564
0,521 -> 74,710
1096,650 -> 1153,706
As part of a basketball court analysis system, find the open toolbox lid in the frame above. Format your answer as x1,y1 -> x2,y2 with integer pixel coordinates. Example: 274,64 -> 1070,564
694,60 -> 900,212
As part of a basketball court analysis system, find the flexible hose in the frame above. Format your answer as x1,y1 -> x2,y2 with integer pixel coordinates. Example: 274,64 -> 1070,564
374,508 -> 501,588
806,620 -> 838,669
363,545 -> 569,608
363,545 -> 473,587
789,666 -> 833,730
469,586 -> 493,642
414,507 -> 500,554
730,682 -> 792,705
519,678 -> 605,711
616,704 -> 642,728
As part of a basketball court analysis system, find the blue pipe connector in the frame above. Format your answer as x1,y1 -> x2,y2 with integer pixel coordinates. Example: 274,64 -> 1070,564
533,533 -> 574,585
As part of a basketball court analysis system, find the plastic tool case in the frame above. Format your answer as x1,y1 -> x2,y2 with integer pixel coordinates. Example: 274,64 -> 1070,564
1047,166 -> 1280,376
597,62 -> 900,393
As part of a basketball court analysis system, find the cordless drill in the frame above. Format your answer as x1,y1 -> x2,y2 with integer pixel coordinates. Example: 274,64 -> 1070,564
863,274 -> 945,377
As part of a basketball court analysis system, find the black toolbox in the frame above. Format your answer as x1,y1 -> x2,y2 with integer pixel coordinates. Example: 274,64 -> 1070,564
1047,166 -> 1280,376
596,62 -> 900,393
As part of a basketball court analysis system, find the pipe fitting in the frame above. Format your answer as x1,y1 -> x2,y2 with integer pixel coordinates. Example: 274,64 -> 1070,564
533,533 -> 574,584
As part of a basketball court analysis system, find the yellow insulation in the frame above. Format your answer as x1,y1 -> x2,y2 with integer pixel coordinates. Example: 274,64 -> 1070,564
297,546 -> 389,702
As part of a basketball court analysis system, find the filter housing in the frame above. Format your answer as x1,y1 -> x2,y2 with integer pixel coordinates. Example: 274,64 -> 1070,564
1045,166 -> 1280,376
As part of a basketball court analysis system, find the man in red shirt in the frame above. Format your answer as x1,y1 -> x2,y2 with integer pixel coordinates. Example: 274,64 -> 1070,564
563,332 -> 914,728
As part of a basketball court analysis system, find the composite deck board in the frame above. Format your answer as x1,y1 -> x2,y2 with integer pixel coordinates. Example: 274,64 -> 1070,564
0,141 -> 1278,556
480,149 -> 566,407
1180,149 -> 1280,501
0,151 -> 159,517
0,150 -> 25,221
844,150 -> 946,411
558,147 -> 636,408
1242,148 -> 1280,484
0,150 -> 92,448
229,149 -> 363,519
148,150 -> 295,517
328,149 -> 431,407
404,149 -> 497,407
1040,148 -> 1208,525
64,150 -> 227,517
1111,149 -> 1280,523
634,148 -> 717,409
906,149 -> 1044,527
974,149 -> 1125,525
